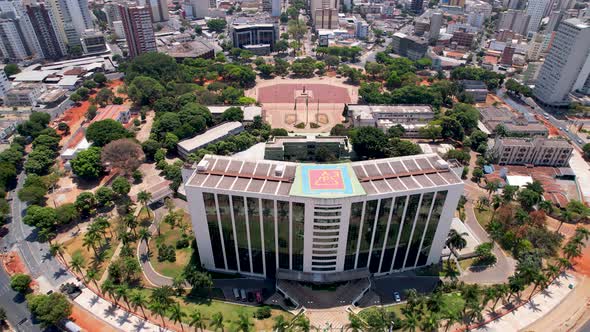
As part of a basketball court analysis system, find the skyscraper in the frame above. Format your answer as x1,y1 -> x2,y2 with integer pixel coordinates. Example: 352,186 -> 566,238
429,11 -> 442,41
148,0 -> 169,22
410,0 -> 423,13
534,18 -> 590,106
0,0 -> 42,60
118,3 -> 156,58
25,3 -> 66,60
311,0 -> 338,28
45,0 -> 93,47
526,0 -> 551,34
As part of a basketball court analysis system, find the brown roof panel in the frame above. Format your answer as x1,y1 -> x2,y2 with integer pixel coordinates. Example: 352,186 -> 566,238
214,158 -> 230,172
276,182 -> 292,196
254,163 -> 271,176
189,173 -> 209,186
402,159 -> 420,172
261,180 -> 279,194
413,175 -> 434,188
371,180 -> 391,193
426,173 -> 447,186
415,158 -> 433,171
389,161 -> 406,173
361,182 -> 378,195
377,162 -> 393,175
363,164 -> 381,177
386,178 -> 407,191
217,176 -> 236,189
246,179 -> 265,193
203,174 -> 223,188
240,161 -> 256,175
232,177 -> 251,191
226,160 -> 244,173
352,165 -> 367,178
400,176 -> 420,190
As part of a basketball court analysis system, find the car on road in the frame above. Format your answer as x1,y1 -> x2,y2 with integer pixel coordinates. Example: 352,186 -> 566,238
578,139 -> 583,144
393,291 -> 401,303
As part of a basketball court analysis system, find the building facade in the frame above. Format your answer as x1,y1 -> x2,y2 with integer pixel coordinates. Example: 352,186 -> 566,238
264,136 -> 351,162
80,29 -> 106,54
25,3 -> 66,60
118,4 -> 156,58
231,23 -> 278,54
492,137 -> 573,166
348,104 -> 435,137
534,18 -> 590,106
497,10 -> 530,36
185,154 -> 463,280
0,0 -> 43,61
526,0 -> 551,34
391,33 -> 428,60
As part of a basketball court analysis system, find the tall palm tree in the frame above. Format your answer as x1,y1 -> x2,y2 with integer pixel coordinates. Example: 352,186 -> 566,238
491,284 -> 508,311
85,267 -> 100,290
189,309 -> 205,332
490,194 -> 503,222
538,200 -> 553,215
400,311 -> 419,332
563,240 -> 583,259
482,286 -> 497,308
558,209 -> 574,233
273,315 -> 288,332
49,242 -> 67,265
130,290 -> 148,318
420,313 -> 439,332
83,231 -> 100,256
138,227 -> 152,252
558,257 -> 573,272
169,302 -> 186,331
101,279 -> 115,299
574,227 -> 590,242
529,273 -> 549,299
443,311 -> 461,332
137,190 -> 152,217
70,253 -> 86,278
545,264 -> 560,280
485,180 -> 500,199
346,313 -> 365,332
124,214 -> 139,236
293,315 -> 310,332
149,301 -> 167,327
115,284 -> 130,308
95,217 -> 112,239
209,312 -> 224,332
235,313 -> 253,332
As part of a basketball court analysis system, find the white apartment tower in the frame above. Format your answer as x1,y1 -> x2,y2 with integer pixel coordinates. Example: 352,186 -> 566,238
526,0 -> 551,34
0,0 -> 43,60
429,11 -> 442,41
534,18 -> 590,106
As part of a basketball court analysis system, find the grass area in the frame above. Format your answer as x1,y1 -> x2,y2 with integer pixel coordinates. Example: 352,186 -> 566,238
148,214 -> 192,278
474,206 -> 493,227
415,261 -> 459,278
63,218 -> 122,277
458,257 -> 478,270
138,206 -> 153,227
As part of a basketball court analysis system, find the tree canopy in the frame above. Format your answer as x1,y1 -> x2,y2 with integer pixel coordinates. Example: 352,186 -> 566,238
86,119 -> 132,146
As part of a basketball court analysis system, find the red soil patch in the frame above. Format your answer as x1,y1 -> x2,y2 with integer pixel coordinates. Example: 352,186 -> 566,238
3,251 -> 28,275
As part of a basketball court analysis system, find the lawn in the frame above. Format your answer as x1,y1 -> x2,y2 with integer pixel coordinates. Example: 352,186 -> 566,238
474,206 -> 493,227
361,292 -> 464,322
148,215 -> 192,278
63,218 -> 122,277
458,257 -> 478,270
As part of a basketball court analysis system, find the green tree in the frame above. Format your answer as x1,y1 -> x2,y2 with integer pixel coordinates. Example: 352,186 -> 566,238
189,309 -> 205,331
221,107 -> 243,122
23,205 -> 57,230
234,313 -> 253,332
86,119 -> 132,146
75,192 -> 96,217
71,147 -> 104,180
4,63 -> 20,76
209,312 -> 224,331
26,293 -> 72,327
207,18 -> 227,33
95,186 -> 115,207
137,190 -> 152,217
350,126 -> 388,159
127,76 -> 165,106
10,273 -> 32,293
130,290 -> 149,318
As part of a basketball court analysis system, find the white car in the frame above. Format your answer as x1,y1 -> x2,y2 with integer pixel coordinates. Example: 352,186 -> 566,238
393,291 -> 401,303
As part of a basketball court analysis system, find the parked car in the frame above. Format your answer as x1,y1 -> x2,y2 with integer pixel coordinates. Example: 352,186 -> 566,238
240,289 -> 247,301
393,291 -> 401,303
232,288 -> 240,300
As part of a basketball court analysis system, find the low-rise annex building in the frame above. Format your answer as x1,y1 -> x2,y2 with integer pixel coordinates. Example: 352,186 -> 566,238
184,153 -> 463,282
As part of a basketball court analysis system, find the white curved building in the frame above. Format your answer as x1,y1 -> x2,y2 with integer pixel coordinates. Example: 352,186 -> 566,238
185,153 -> 464,282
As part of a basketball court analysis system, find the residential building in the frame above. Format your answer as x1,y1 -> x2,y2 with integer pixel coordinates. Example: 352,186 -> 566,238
177,122 -> 244,158
355,20 -> 369,39
25,3 -> 66,60
500,45 -> 515,65
348,104 -> 435,137
188,0 -> 209,18
526,0 -> 551,34
184,153 -> 463,280
522,61 -> 543,84
149,0 -> 169,22
479,106 -> 549,137
492,137 -> 573,167
410,0 -> 423,13
507,0 -> 526,10
0,66 -> 9,97
451,29 -> 475,48
103,2 -> 121,27
534,18 -> 590,106
391,32 -> 428,60
311,0 -> 338,27
271,0 -> 280,16
264,136 -> 351,161
118,3 -> 156,58
5,83 -> 45,106
80,29 -> 107,54
429,11 -> 443,41
0,0 -> 43,61
459,80 -> 488,102
113,20 -> 125,39
497,10 -> 530,36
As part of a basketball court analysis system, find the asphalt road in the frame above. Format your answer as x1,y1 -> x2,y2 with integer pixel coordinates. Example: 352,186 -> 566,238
0,172 -> 73,330
0,266 -> 43,332
496,89 -> 585,149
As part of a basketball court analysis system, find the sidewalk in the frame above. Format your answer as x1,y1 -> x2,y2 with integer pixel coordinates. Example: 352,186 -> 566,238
474,273 -> 576,331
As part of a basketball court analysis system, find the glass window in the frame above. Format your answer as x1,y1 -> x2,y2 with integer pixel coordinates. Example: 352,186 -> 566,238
247,197 -> 263,274
312,261 -> 337,266
405,193 -> 434,268
380,196 -> 407,273
312,256 -> 337,260
313,231 -> 339,237
357,200 -> 378,269
218,194 -> 237,271
393,194 -> 420,270
314,225 -> 340,230
417,191 -> 447,266
262,199 -> 276,278
344,202 -> 363,270
232,196 -> 250,273
369,198 -> 392,273
313,250 -> 337,255
204,193 -> 225,269
277,201 -> 290,269
312,267 -> 336,271
292,202 -> 305,271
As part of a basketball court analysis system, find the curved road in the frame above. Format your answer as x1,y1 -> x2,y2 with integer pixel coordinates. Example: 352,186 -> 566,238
137,206 -> 173,287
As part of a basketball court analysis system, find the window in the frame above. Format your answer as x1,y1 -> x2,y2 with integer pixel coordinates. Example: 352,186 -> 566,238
247,197 -> 263,274
405,193 -> 434,268
292,203 -> 305,271
344,202 -> 363,270
232,196 -> 250,273
393,194 -> 420,270
357,200 -> 378,269
262,199 -> 276,278
380,196 -> 407,273
219,194 -> 237,271
369,198 -> 392,273
204,193 -> 225,269
277,201 -> 290,269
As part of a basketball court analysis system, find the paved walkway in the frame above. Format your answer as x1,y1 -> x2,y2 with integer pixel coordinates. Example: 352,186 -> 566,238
305,307 -> 350,330
474,273 -> 576,331
138,205 -> 173,287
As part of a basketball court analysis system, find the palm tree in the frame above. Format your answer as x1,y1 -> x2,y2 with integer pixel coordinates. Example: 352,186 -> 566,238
124,214 -> 139,236
169,302 -> 186,331
82,231 -> 100,256
273,315 -> 288,332
95,216 -> 112,239
101,279 -> 115,299
558,209 -> 574,233
115,284 -> 130,308
85,267 -> 100,290
485,180 -> 500,199
70,253 -> 86,278
405,288 -> 419,310
149,301 -> 167,327
209,312 -> 224,332
491,284 -> 508,311
490,194 -> 503,222
165,197 -> 175,214
138,227 -> 152,252
539,200 -> 553,215
466,302 -> 484,324
49,242 -> 67,265
564,240 -> 583,259
545,264 -> 560,280
443,311 -> 461,332
483,286 -> 497,308
400,311 -> 419,332
235,313 -> 253,332
346,313 -> 365,332
189,309 -> 205,332
558,257 -> 573,272
420,312 -> 439,332
529,273 -> 549,299
293,315 -> 310,332
130,290 -> 148,318
574,227 -> 590,242
137,190 -> 152,217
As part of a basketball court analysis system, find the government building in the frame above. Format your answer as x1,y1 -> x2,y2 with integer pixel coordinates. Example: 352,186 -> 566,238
184,154 -> 463,282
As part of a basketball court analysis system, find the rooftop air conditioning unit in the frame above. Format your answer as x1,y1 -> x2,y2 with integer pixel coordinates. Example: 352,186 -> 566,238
436,160 -> 449,170
197,160 -> 209,172
275,164 -> 285,177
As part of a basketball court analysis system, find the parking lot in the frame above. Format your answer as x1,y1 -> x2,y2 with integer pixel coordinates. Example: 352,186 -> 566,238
215,278 -> 276,305
358,275 -> 441,307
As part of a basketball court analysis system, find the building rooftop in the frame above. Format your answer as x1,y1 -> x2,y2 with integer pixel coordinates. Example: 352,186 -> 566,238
178,121 -> 243,152
37,88 -> 67,104
158,38 -> 216,58
266,136 -> 349,149
92,105 -> 130,123
460,80 -> 487,89
186,153 -> 463,197
498,137 -> 571,148
11,70 -> 57,82
348,104 -> 434,120
7,83 -> 44,95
